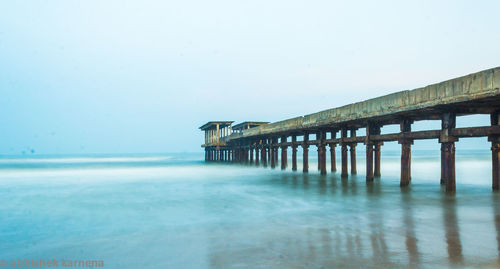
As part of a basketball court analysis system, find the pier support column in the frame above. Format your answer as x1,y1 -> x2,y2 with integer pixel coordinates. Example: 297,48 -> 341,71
341,144 -> 348,177
255,145 -> 260,166
318,131 -> 327,175
440,113 -> 457,193
330,143 -> 336,172
262,146 -> 267,167
441,142 -> 456,192
281,146 -> 287,170
399,119 -> 413,187
374,142 -> 382,177
292,135 -> 298,171
399,139 -> 413,187
491,137 -> 500,191
440,149 -> 445,185
303,133 -> 309,173
341,128 -> 348,177
366,143 -> 374,182
350,144 -> 357,175
490,110 -> 500,191
365,123 -> 377,182
319,144 -> 326,175
250,147 -> 254,164
281,136 -> 287,170
267,140 -> 272,167
274,148 -> 279,167
270,139 -> 276,169
350,128 -> 357,174
330,130 -> 337,172
317,132 -> 321,171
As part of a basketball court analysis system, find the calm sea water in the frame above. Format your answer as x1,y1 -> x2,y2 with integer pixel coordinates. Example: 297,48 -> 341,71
1,150 -> 499,268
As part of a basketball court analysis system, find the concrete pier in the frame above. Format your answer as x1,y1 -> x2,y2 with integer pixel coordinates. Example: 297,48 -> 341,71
200,67 -> 500,193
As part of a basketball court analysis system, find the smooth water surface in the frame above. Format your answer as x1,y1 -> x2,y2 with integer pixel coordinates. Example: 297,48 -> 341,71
0,150 -> 499,268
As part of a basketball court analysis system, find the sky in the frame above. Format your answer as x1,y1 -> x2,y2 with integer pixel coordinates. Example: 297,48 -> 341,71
1,0 -> 500,155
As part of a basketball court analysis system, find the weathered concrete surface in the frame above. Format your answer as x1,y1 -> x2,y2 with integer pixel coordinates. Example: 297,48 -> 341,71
232,67 -> 500,139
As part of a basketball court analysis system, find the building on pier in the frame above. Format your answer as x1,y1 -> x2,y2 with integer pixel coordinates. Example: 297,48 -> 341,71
232,122 -> 269,133
200,121 -> 269,162
199,121 -> 233,161
200,66 -> 500,193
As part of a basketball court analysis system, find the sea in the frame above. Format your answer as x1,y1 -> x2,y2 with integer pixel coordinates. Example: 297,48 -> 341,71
0,149 -> 499,268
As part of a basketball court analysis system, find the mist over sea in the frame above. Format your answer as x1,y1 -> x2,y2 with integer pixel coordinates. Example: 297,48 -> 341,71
1,150 -> 499,268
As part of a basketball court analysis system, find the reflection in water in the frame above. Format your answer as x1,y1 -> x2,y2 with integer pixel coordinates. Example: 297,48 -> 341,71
205,169 -> 500,268
368,182 -> 390,267
401,191 -> 420,266
442,195 -> 463,265
493,194 -> 500,262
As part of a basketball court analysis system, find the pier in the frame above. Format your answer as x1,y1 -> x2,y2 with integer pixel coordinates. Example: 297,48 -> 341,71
200,67 -> 500,193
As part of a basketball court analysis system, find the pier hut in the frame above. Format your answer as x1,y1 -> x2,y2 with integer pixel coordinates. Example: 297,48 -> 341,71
231,122 -> 269,133
200,67 -> 500,193
199,121 -> 233,161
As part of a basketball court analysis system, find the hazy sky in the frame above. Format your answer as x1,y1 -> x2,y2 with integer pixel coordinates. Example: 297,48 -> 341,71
1,0 -> 500,155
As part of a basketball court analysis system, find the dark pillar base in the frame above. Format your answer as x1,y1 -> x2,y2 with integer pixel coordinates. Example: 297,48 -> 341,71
350,143 -> 357,175
374,142 -> 382,177
441,142 -> 456,193
341,144 -> 348,177
330,144 -> 336,172
303,145 -> 309,173
491,137 -> 500,191
262,148 -> 268,167
366,143 -> 374,182
270,147 -> 276,168
292,146 -> 297,171
319,145 -> 326,175
281,147 -> 287,170
400,140 -> 412,187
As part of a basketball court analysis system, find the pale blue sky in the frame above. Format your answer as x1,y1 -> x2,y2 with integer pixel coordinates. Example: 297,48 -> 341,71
1,0 -> 499,155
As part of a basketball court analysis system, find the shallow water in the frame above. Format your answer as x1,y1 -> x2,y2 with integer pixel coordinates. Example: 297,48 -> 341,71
0,150 -> 499,268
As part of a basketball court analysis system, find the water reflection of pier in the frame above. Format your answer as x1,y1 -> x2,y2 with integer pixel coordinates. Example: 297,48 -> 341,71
206,174 -> 500,268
